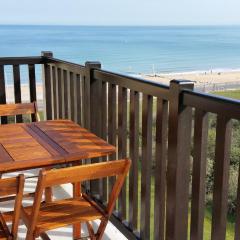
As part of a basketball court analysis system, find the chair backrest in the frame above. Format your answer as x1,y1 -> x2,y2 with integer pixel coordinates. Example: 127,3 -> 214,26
0,102 -> 39,122
29,159 -> 131,230
0,175 -> 24,239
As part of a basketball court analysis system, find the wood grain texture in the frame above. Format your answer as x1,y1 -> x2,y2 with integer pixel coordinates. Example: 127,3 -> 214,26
13,65 -> 22,123
211,116 -> 232,240
0,102 -> 36,118
140,94 -> 153,239
0,175 -> 24,239
21,159 -> 131,239
129,90 -> 139,229
0,65 -> 7,124
0,120 -> 115,173
154,99 -> 168,240
28,64 -> 37,122
190,110 -> 208,240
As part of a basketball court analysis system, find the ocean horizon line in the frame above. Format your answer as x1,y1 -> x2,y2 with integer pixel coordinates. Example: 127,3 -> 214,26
1,24 -> 240,27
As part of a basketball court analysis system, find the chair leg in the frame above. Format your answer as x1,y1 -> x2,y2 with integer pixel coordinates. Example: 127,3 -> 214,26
86,221 -> 96,240
25,231 -> 35,240
96,218 -> 108,240
40,232 -> 51,240
73,182 -> 81,239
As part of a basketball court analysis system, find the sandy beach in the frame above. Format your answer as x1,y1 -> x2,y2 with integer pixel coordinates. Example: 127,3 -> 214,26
141,70 -> 240,92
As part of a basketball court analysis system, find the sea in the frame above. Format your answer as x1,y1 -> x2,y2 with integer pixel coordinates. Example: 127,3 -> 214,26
0,25 -> 240,83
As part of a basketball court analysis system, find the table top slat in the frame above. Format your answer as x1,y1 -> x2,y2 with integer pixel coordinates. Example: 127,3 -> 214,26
0,144 -> 13,164
0,120 -> 116,173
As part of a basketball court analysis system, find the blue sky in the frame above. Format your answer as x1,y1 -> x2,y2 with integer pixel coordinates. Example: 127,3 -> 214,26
0,0 -> 240,26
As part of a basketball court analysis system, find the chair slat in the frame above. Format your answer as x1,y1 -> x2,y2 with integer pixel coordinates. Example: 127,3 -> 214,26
43,159 -> 130,188
0,102 -> 36,117
0,177 -> 18,196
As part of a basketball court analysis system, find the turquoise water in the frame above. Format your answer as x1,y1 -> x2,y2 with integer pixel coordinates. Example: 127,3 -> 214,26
0,25 -> 240,82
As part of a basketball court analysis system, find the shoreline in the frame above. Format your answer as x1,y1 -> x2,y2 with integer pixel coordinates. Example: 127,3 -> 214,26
142,67 -> 240,77
139,69 -> 240,92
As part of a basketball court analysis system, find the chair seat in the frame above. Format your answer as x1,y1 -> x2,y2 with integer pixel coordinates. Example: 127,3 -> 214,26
22,197 -> 104,234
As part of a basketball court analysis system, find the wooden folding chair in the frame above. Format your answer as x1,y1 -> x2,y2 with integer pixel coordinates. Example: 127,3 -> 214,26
21,159 -> 131,240
0,175 -> 24,240
0,102 -> 40,123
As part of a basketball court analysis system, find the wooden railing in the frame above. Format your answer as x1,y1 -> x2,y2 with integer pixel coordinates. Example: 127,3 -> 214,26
0,55 -> 46,123
1,52 -> 240,240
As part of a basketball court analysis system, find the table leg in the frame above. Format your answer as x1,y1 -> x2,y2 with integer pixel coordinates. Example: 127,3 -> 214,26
73,182 -> 81,239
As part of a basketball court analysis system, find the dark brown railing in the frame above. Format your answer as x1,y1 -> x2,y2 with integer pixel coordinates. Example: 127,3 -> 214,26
1,52 -> 240,240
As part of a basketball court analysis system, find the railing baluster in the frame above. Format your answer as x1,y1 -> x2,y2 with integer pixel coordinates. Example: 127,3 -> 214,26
42,51 -> 53,120
141,94 -> 153,239
190,110 -> 208,240
64,70 -> 69,119
102,81 -> 108,203
74,74 -> 80,124
0,65 -> 7,124
211,115 -> 232,240
166,80 -> 193,240
13,64 -> 22,123
51,65 -> 57,119
154,98 -> 168,240
70,72 -> 75,121
57,68 -> 63,119
235,164 -> 240,240
28,64 -> 37,121
129,90 -> 140,230
118,86 -> 128,220
108,83 -> 117,192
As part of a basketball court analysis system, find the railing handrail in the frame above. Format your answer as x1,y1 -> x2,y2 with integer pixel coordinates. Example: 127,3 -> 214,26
0,56 -> 45,65
93,68 -> 170,100
183,89 -> 240,119
46,57 -> 85,70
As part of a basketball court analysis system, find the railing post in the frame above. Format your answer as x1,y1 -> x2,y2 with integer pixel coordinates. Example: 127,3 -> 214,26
42,51 -> 53,120
84,61 -> 102,196
84,62 -> 101,132
166,80 -> 194,240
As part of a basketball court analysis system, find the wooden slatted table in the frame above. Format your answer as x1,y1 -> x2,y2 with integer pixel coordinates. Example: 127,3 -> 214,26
0,120 -> 116,173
